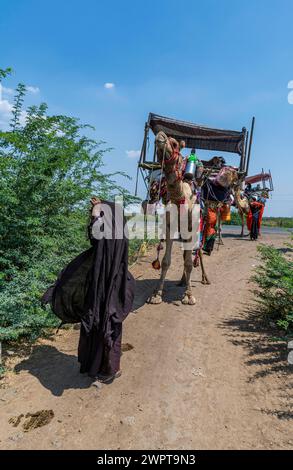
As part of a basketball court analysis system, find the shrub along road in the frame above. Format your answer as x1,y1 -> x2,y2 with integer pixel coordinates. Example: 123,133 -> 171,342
0,231 -> 292,449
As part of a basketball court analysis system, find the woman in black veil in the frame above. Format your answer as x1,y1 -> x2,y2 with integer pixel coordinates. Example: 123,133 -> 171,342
78,198 -> 135,383
43,198 -> 135,385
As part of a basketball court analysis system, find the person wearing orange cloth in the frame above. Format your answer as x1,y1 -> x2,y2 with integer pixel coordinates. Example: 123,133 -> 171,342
203,205 -> 217,255
257,192 -> 268,235
248,197 -> 265,241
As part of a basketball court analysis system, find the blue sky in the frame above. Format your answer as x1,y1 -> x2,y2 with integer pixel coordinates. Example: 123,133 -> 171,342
0,0 -> 292,216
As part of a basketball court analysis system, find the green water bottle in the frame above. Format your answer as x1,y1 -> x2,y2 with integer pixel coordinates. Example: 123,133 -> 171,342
185,148 -> 198,180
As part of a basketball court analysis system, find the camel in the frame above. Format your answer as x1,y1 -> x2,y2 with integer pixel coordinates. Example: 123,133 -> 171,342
212,181 -> 250,241
89,164 -> 245,308
233,186 -> 250,236
200,156 -> 250,239
148,131 -> 210,306
214,193 -> 250,245
201,164 -> 250,241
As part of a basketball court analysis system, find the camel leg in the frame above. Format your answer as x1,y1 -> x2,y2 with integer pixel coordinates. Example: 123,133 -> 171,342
178,253 -> 187,286
178,207 -> 192,286
240,212 -> 244,237
148,238 -> 174,304
220,218 -> 224,245
177,271 -> 187,286
199,248 -> 210,285
181,250 -> 196,305
217,213 -> 224,248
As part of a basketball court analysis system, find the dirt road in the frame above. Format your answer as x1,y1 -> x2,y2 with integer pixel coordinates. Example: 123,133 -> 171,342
1,231 -> 292,450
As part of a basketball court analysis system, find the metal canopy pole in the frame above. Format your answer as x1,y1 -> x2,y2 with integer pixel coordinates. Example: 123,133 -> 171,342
269,169 -> 274,191
153,142 -> 157,162
134,163 -> 140,197
141,123 -> 149,165
245,116 -> 255,175
135,123 -> 149,196
244,130 -> 249,172
240,127 -> 247,174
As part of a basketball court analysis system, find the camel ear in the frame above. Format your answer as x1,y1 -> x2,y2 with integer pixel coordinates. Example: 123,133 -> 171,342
91,197 -> 101,206
179,140 -> 185,150
169,137 -> 179,150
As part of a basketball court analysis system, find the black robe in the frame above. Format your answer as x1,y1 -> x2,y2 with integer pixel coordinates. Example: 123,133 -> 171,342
250,202 -> 262,241
43,201 -> 135,378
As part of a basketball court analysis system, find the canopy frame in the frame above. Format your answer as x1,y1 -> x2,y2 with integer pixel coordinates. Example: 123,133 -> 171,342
245,168 -> 274,191
135,113 -> 255,196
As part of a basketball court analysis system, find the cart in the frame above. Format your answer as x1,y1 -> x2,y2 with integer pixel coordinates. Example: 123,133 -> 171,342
245,169 -> 274,193
135,113 -> 256,196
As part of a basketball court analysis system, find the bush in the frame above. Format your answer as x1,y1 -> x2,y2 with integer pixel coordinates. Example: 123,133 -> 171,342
262,217 -> 293,229
251,243 -> 293,333
0,68 -> 136,342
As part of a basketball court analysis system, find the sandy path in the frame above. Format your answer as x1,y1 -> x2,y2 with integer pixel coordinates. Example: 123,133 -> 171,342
0,231 -> 292,450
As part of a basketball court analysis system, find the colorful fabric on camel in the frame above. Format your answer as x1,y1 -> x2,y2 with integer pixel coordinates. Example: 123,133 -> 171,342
220,204 -> 231,222
201,178 -> 231,204
149,177 -> 168,204
203,205 -> 217,255
215,166 -> 238,188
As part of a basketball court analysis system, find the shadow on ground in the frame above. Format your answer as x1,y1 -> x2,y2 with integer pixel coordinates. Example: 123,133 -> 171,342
277,246 -> 293,255
14,345 -> 92,397
222,233 -> 251,241
133,278 -> 187,308
12,278 -> 187,396
220,304 -> 293,420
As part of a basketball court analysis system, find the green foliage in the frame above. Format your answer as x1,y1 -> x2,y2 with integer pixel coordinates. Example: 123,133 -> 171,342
11,83 -> 26,131
128,238 -> 158,265
262,217 -> 293,229
224,208 -> 293,230
0,68 -> 137,342
251,243 -> 293,333
0,67 -> 12,81
128,239 -> 144,264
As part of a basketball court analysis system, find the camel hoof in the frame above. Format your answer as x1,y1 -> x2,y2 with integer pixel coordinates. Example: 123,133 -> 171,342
148,294 -> 162,304
182,294 -> 196,305
188,296 -> 196,305
181,295 -> 189,304
201,278 -> 211,285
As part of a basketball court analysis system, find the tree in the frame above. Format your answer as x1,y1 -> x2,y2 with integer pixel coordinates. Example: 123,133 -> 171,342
0,68 -> 136,341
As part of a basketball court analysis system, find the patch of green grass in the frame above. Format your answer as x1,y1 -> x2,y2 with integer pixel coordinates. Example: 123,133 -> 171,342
262,217 -> 293,229
251,242 -> 293,334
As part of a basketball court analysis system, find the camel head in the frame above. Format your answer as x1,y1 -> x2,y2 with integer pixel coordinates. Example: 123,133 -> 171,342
240,199 -> 250,215
91,197 -> 102,218
155,131 -> 186,202
205,156 -> 226,169
233,185 -> 250,214
155,131 -> 185,167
